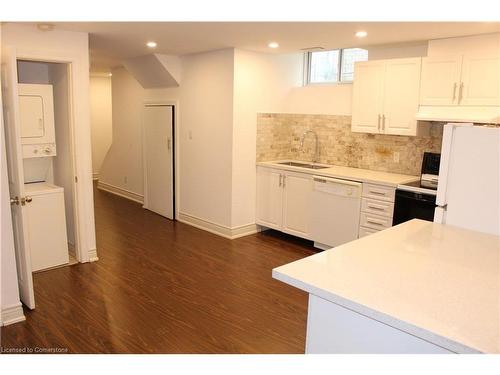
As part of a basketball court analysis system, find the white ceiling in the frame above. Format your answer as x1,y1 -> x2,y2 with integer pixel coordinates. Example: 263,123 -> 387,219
45,22 -> 500,72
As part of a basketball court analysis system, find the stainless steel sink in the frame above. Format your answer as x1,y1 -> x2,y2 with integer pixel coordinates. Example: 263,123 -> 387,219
277,161 -> 330,170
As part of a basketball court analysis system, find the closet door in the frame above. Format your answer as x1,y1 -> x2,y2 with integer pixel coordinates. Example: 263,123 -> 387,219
1,47 -> 36,309
459,54 -> 500,106
351,60 -> 385,134
419,56 -> 462,106
383,58 -> 422,136
143,105 -> 174,219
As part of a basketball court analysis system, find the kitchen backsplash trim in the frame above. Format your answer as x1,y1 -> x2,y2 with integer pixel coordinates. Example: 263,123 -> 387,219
257,113 -> 443,176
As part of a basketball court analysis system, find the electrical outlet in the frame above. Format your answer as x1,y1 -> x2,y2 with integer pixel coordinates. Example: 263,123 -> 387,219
393,152 -> 400,163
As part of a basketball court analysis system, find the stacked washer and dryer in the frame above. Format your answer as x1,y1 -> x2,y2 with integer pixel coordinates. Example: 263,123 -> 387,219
19,83 -> 69,271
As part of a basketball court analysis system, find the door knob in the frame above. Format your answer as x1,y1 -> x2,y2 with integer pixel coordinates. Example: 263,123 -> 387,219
10,196 -> 19,205
20,196 -> 33,205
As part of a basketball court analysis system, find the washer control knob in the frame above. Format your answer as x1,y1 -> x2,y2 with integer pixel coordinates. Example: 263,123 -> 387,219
43,146 -> 52,154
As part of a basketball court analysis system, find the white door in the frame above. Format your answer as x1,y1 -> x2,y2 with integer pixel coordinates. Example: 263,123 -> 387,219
256,167 -> 283,230
419,56 -> 462,106
460,54 -> 500,106
1,47 -> 36,309
351,61 -> 385,134
383,58 -> 422,136
143,105 -> 174,219
282,171 -> 313,239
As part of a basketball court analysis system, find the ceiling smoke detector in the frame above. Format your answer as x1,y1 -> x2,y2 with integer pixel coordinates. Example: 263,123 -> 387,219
37,23 -> 55,32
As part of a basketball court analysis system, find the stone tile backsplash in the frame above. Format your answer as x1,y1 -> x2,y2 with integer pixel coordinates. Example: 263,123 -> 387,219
257,113 -> 443,176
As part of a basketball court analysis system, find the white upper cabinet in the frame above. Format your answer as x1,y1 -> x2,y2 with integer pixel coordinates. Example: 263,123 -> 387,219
460,54 -> 500,106
352,57 -> 422,136
383,58 -> 422,136
419,56 -> 462,106
420,54 -> 500,107
351,61 -> 385,134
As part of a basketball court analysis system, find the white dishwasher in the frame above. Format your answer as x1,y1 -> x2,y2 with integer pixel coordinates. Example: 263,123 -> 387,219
310,175 -> 362,249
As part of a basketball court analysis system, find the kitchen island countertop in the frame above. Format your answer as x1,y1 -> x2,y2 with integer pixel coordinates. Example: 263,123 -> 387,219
273,219 -> 500,353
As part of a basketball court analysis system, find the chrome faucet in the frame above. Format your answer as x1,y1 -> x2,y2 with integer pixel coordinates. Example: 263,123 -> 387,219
300,130 -> 320,163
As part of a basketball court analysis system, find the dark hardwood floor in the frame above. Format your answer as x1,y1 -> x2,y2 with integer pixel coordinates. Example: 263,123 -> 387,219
1,185 -> 316,353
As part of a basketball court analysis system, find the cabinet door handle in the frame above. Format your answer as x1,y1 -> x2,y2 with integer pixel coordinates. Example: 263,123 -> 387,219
452,82 -> 457,102
368,204 -> 385,211
377,114 -> 381,131
370,190 -> 385,196
367,219 -> 385,226
382,114 -> 386,130
458,82 -> 464,104
279,174 -> 282,187
282,175 -> 286,188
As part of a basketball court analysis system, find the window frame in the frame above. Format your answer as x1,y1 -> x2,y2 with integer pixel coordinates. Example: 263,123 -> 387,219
305,48 -> 367,86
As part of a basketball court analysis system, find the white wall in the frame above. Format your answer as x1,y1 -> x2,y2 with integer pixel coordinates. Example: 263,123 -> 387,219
177,49 -> 235,227
100,49 -> 236,227
1,24 -> 23,323
89,76 -> 112,178
232,50 -> 302,227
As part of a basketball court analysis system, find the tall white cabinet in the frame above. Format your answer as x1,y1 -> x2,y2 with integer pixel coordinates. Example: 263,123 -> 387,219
351,58 -> 422,136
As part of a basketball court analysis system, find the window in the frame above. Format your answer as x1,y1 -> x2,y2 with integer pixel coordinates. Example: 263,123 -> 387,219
306,48 -> 368,84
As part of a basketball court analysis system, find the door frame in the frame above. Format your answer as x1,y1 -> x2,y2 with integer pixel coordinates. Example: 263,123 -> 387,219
142,99 -> 179,220
7,46 -> 95,264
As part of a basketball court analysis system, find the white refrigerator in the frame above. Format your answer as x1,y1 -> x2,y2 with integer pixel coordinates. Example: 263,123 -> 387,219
434,123 -> 500,236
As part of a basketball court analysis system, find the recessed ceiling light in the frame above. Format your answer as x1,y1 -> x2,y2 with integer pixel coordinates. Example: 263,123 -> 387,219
355,31 -> 368,38
268,42 -> 279,49
146,41 -> 157,48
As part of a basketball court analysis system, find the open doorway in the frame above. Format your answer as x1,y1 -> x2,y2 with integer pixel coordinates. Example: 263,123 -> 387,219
16,60 -> 79,270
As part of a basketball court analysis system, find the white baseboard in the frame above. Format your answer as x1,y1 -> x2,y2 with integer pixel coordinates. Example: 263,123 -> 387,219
88,248 -> 99,262
97,181 -> 144,204
92,172 -> 99,181
177,212 -> 260,239
1,303 -> 25,326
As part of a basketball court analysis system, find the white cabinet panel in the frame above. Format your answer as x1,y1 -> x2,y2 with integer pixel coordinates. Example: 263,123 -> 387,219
383,58 -> 422,136
420,56 -> 462,106
351,61 -> 385,134
256,167 -> 283,230
460,55 -> 500,106
282,172 -> 313,239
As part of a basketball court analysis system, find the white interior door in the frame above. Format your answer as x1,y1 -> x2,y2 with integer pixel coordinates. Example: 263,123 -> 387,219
143,105 -> 174,219
1,47 -> 36,309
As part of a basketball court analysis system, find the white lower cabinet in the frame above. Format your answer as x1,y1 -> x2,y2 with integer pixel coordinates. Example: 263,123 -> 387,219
256,166 -> 312,239
256,167 -> 283,230
282,172 -> 313,239
358,183 -> 396,238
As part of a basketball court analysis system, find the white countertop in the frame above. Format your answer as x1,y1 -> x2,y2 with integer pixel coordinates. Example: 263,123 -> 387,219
257,160 -> 419,187
273,220 -> 500,353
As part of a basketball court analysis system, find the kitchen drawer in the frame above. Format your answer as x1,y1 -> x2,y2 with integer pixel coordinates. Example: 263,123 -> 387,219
358,226 -> 379,238
362,183 -> 395,202
361,198 -> 394,218
360,211 -> 393,231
